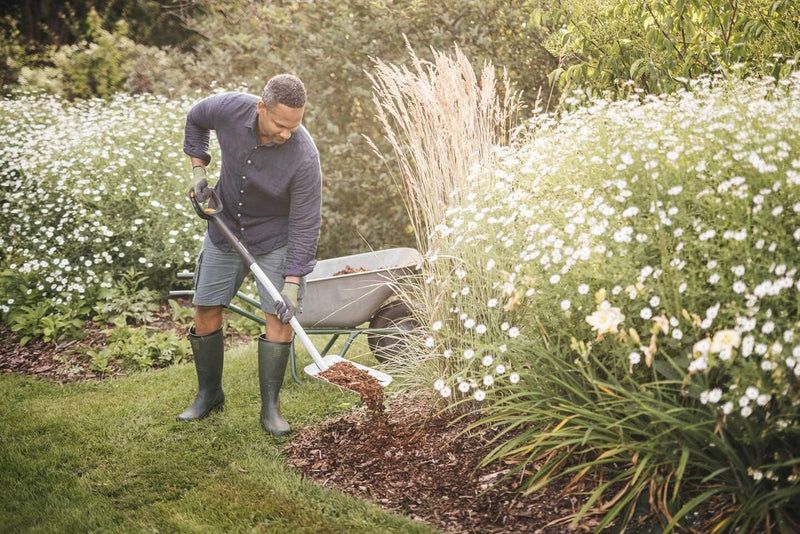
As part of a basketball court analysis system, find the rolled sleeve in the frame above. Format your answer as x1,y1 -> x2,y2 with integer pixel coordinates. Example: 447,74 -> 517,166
183,98 -> 215,165
285,155 -> 322,277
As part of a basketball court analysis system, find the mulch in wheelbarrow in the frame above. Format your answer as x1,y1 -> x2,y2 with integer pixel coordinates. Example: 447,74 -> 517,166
285,388 -> 594,533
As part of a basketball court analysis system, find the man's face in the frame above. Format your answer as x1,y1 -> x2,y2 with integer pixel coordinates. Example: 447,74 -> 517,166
257,101 -> 304,145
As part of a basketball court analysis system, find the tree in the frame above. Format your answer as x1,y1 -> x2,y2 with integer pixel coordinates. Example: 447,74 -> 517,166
535,0 -> 800,96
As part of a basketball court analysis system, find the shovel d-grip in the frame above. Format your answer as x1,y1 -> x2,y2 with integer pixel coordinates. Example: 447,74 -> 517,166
190,190 -> 392,387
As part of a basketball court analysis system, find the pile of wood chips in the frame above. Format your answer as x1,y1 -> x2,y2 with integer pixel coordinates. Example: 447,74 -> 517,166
318,361 -> 387,426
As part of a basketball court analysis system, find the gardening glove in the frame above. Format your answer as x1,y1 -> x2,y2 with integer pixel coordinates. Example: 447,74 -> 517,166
274,281 -> 300,324
187,166 -> 212,202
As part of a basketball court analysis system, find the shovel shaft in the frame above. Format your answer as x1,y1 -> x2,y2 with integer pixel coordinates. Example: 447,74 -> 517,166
246,263 -> 328,372
195,194 -> 328,372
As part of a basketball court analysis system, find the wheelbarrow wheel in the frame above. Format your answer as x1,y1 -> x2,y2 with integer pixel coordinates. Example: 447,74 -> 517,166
367,299 -> 419,363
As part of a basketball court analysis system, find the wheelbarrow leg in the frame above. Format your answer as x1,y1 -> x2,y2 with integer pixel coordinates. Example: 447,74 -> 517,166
320,334 -> 341,356
289,337 -> 301,384
338,331 -> 361,358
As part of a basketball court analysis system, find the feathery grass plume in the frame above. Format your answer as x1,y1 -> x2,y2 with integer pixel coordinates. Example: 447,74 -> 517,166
364,43 -> 523,390
365,40 -> 521,253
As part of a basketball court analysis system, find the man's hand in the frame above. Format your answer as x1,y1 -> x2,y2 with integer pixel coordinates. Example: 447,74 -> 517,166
274,282 -> 300,324
187,166 -> 212,202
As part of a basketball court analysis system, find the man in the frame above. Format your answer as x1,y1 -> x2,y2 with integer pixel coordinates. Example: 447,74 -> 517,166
179,74 -> 322,436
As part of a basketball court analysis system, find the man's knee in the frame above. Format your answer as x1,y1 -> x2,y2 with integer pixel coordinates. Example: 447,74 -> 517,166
195,305 -> 224,336
264,314 -> 293,343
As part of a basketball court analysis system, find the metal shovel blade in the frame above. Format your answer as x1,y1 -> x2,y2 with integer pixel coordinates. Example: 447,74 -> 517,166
304,354 -> 393,387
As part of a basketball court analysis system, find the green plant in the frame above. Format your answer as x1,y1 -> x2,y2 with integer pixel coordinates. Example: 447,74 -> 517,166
167,298 -> 194,326
7,300 -> 89,346
534,0 -> 800,97
85,320 -> 190,373
93,268 -> 160,325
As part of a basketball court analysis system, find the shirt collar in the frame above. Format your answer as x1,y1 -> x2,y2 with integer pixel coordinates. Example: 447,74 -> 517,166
248,103 -> 277,147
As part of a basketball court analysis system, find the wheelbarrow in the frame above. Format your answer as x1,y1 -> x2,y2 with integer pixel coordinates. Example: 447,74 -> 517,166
171,194 -> 421,385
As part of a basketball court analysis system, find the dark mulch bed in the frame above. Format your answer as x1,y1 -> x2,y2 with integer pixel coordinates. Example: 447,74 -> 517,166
0,321 -> 115,381
285,388 -> 600,533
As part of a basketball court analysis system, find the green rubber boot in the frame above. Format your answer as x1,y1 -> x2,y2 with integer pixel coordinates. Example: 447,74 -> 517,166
176,327 -> 225,421
258,335 -> 291,436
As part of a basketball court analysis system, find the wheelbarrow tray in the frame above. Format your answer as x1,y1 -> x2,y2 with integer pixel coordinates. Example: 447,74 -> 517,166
298,247 -> 421,329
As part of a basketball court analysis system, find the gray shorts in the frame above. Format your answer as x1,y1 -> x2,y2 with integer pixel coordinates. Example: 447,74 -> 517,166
192,234 -> 305,313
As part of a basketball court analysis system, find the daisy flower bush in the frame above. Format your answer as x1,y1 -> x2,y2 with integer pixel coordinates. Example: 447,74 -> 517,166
0,91 -> 210,342
371,45 -> 800,533
462,76 -> 800,531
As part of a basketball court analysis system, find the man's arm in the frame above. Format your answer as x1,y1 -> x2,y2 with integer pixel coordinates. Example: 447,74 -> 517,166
285,154 -> 322,278
183,97 -> 216,166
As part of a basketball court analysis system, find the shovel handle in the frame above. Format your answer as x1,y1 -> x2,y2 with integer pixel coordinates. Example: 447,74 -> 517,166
189,189 -> 223,220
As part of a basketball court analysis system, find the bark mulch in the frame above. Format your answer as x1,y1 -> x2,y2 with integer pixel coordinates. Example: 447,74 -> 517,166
285,388 -> 597,533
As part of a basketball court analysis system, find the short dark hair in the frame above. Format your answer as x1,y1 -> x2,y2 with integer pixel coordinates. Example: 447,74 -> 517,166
262,74 -> 306,109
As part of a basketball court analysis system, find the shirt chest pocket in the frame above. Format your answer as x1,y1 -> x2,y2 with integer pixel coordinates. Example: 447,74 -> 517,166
247,149 -> 298,194
241,157 -> 290,215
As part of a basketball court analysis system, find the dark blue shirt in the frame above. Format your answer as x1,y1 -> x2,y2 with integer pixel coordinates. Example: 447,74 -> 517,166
183,92 -> 322,277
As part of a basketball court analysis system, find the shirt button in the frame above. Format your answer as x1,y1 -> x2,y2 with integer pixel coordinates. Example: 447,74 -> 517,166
239,189 -> 243,193
238,202 -> 242,206
242,175 -> 246,179
247,160 -> 251,164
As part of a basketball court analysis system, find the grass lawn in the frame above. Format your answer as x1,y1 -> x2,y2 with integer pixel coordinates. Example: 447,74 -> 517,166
0,341 -> 439,533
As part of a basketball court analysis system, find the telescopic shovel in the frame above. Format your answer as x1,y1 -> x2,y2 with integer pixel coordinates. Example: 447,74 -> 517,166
190,190 -> 392,388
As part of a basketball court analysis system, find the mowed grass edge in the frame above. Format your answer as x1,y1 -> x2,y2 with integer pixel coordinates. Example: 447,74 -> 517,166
0,341 -> 439,534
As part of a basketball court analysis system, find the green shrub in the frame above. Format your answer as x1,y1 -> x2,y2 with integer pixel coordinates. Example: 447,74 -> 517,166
93,268 -> 160,325
0,90 -> 205,294
466,76 -> 800,531
15,7 -> 194,99
0,88 -> 211,342
6,300 -> 89,346
535,0 -> 800,97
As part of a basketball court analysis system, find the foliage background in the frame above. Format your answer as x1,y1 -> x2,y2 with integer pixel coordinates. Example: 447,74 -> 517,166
1,0 -> 557,259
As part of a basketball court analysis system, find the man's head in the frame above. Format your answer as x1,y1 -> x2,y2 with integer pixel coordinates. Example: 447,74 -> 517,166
257,74 -> 306,145
262,74 -> 306,110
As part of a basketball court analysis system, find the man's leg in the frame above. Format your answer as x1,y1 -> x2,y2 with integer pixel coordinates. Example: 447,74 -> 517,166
251,246 -> 303,436
177,305 -> 226,421
258,313 -> 295,436
194,305 -> 224,336
178,233 -> 246,422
